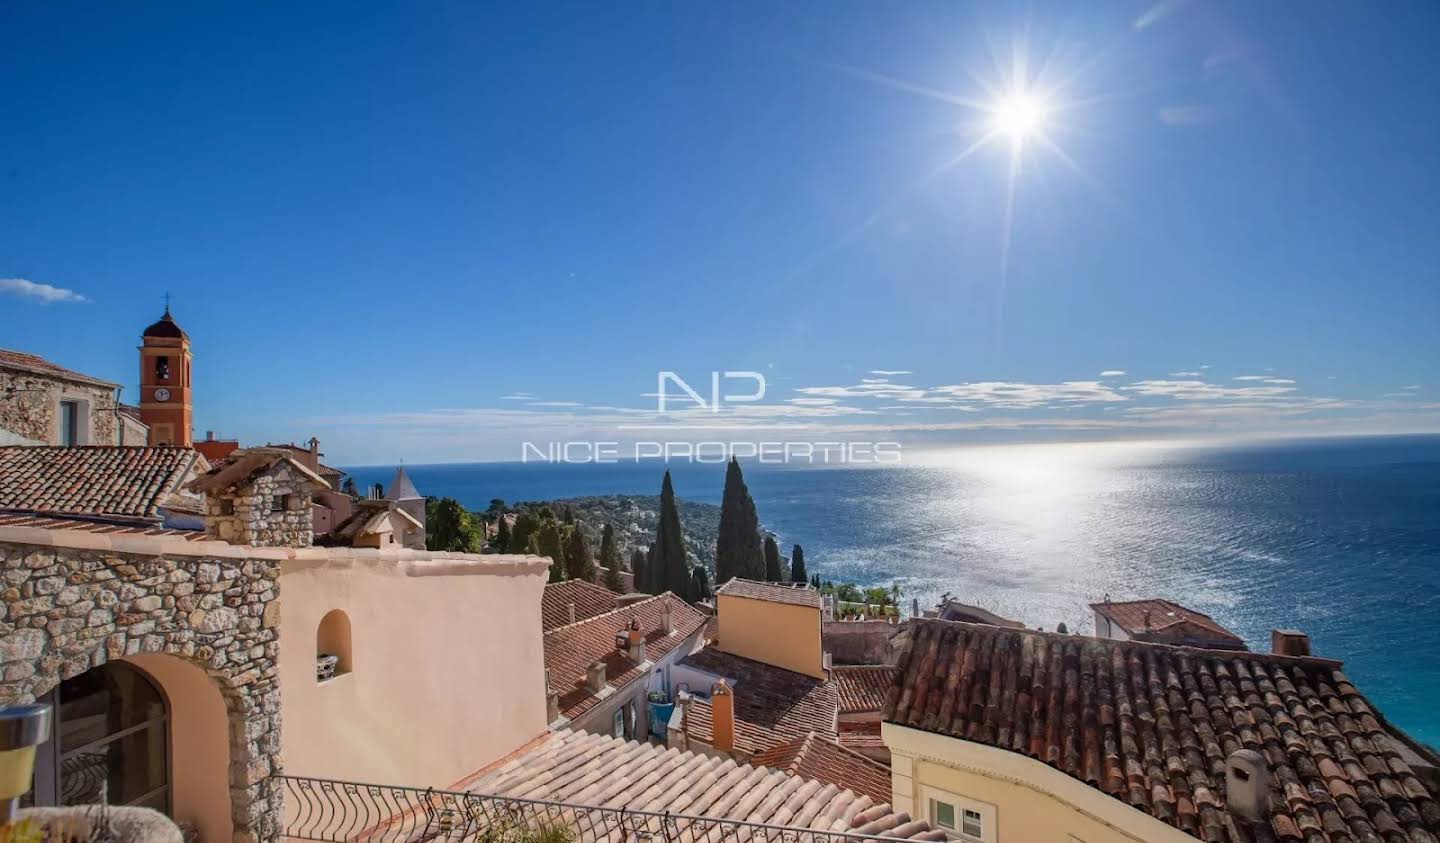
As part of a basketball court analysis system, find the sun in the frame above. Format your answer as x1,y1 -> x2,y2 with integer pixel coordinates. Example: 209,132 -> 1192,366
991,93 -> 1048,140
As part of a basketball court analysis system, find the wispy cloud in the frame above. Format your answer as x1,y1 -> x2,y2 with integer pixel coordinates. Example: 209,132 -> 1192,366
1400,385 -> 1421,391
868,369 -> 911,376
1134,0 -> 1185,29
1264,378 -> 1296,385
0,278 -> 89,304
526,401 -> 583,407
1233,375 -> 1269,381
499,392 -> 536,401
1169,371 -> 1202,377
1123,379 -> 1298,401
1099,370 -> 1126,377
927,381 -> 1128,409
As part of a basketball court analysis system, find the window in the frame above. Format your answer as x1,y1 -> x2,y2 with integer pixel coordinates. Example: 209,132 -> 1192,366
613,708 -> 625,738
155,356 -> 170,380
933,800 -> 955,831
317,609 -> 353,681
272,494 -> 290,513
218,498 -> 234,516
58,400 -> 79,446
26,662 -> 170,812
961,809 -> 982,838
925,790 -> 995,843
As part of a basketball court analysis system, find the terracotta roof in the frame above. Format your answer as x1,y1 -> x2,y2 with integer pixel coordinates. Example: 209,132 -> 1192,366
0,512 -> 205,540
937,600 -> 1026,628
544,593 -> 707,722
542,579 -> 619,631
717,577 -> 822,609
189,447 -> 329,493
0,445 -> 203,525
885,618 -> 1440,843
465,729 -> 943,840
679,647 -> 838,748
838,720 -> 886,751
0,349 -> 117,388
319,500 -> 422,546
833,665 -> 899,715
751,732 -> 894,804
1091,598 -> 1245,648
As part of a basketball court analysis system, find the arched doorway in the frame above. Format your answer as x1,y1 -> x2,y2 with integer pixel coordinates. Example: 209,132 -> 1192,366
30,661 -> 170,811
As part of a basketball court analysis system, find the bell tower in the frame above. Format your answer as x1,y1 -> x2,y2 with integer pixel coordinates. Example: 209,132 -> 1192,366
138,304 -> 193,446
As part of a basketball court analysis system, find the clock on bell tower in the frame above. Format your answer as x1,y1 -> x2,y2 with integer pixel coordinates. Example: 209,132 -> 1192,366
138,304 -> 193,446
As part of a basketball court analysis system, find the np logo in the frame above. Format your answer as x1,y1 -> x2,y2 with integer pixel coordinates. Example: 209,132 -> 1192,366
656,371 -> 766,414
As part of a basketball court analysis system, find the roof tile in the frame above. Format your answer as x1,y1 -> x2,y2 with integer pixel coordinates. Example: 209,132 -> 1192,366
0,445 -> 203,524
717,577 -> 822,608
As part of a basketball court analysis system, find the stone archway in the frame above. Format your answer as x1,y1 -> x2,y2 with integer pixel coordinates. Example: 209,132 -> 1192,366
0,538 -> 284,843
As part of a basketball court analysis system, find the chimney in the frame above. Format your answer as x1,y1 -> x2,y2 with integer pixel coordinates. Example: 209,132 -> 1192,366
308,436 -> 320,457
660,605 -> 674,635
710,680 -> 735,754
1225,749 -> 1270,826
626,618 -> 646,662
585,660 -> 607,693
545,669 -> 560,722
568,602 -> 577,625
1271,629 -> 1311,657
1142,609 -> 1152,631
205,431 -> 216,442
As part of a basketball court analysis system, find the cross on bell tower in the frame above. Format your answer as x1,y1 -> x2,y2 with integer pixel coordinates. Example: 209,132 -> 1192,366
138,301 -> 194,446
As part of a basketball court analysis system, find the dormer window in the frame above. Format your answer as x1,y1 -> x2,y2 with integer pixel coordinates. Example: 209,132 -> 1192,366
155,356 -> 171,380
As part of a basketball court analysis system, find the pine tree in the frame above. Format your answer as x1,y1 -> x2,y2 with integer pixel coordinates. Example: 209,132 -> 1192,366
715,458 -> 764,583
691,566 -> 712,601
652,472 -> 691,598
599,524 -> 624,591
764,535 -> 783,582
428,498 -> 482,552
790,544 -> 807,584
533,519 -> 566,583
564,527 -> 594,581
494,515 -> 512,553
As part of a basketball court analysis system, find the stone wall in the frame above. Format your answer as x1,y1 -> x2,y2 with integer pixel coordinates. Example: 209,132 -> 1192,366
0,367 -> 118,445
0,535 -> 282,843
824,618 -> 908,665
205,465 -> 314,547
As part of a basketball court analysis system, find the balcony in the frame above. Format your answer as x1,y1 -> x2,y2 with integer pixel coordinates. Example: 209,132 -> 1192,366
275,774 -> 908,843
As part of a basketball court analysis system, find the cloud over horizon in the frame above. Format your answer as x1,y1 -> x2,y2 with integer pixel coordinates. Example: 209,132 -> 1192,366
0,278 -> 89,304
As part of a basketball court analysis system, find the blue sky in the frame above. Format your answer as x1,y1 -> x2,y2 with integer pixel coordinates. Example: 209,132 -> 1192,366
3,1 -> 1438,464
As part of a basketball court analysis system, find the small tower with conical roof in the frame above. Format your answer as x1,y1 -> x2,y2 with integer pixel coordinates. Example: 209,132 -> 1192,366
385,466 -> 426,549
138,305 -> 193,446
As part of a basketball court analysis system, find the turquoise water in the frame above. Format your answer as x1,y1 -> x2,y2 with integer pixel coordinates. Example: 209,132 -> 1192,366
347,434 -> 1440,745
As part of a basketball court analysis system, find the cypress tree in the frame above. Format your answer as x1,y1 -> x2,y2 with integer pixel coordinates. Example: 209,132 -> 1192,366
533,519 -> 566,583
764,535 -> 783,582
564,526 -> 594,582
495,515 -> 512,553
790,544 -> 807,584
653,471 -> 690,598
598,524 -> 624,591
427,498 -> 468,552
691,566 -> 712,601
510,512 -> 539,558
715,458 -> 764,583
631,547 -> 649,594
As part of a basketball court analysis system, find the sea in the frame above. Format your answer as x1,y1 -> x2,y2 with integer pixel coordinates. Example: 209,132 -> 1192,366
345,434 -> 1440,746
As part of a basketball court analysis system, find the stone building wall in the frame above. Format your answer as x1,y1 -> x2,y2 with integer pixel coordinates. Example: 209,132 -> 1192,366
824,618 -> 908,665
205,465 -> 315,547
0,367 -> 119,445
0,534 -> 283,843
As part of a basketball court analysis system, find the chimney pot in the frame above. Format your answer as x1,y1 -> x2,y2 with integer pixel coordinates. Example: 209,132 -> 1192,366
1142,609 -> 1152,631
1225,749 -> 1270,825
710,680 -> 735,754
1271,629 -> 1311,657
585,660 -> 607,693
660,606 -> 674,635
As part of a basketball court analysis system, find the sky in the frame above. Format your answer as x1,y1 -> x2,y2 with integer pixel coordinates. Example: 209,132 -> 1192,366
3,1 -> 1438,464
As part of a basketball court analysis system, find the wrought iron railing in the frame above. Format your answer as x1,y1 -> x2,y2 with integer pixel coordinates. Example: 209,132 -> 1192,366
274,774 -> 902,843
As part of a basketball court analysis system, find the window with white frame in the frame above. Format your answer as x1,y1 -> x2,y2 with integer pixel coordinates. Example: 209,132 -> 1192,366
612,708 -> 625,738
923,788 -> 995,843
